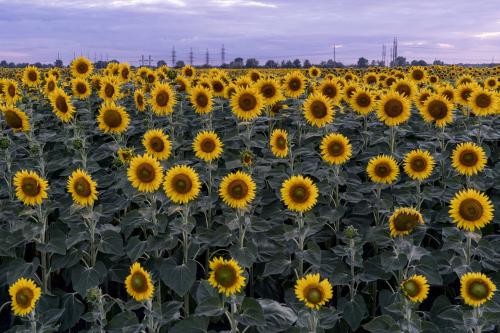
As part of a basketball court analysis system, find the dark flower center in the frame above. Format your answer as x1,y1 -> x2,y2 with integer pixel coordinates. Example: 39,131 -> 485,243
16,288 -> 34,307
238,93 -> 257,111
196,93 -> 209,107
322,85 -> 337,98
384,99 -> 403,117
469,281 -> 488,299
212,81 -> 224,92
228,179 -> 249,199
276,136 -> 287,149
5,110 -> 23,129
393,212 -> 420,232
215,265 -> 236,287
76,83 -> 87,94
261,84 -> 276,98
328,141 -> 344,157
55,95 -> 69,113
459,150 -> 478,167
411,157 -> 427,172
356,93 -> 371,107
403,280 -> 420,297
306,288 -> 322,304
22,177 -> 41,196
136,163 -> 156,183
288,78 -> 301,91
74,177 -> 92,197
77,62 -> 89,74
172,174 -> 193,194
201,138 -> 216,153
103,108 -> 122,128
475,93 -> 491,108
396,84 -> 411,97
28,71 -> 37,82
156,91 -> 169,107
459,198 -> 483,221
310,100 -> 327,118
427,100 -> 448,120
104,84 -> 115,98
375,162 -> 392,178
149,137 -> 165,152
131,272 -> 148,292
290,184 -> 309,203
412,70 -> 423,80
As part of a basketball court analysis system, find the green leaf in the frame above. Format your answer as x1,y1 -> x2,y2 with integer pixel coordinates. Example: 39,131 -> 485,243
236,297 -> 265,327
59,293 -> 85,331
125,236 -> 147,262
99,229 -> 124,255
338,295 -> 368,331
170,316 -> 209,333
194,297 -> 225,317
71,262 -> 106,297
362,315 -> 400,333
256,299 -> 297,332
160,258 -> 197,297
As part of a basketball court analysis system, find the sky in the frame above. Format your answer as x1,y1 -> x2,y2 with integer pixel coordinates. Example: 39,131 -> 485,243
0,0 -> 499,66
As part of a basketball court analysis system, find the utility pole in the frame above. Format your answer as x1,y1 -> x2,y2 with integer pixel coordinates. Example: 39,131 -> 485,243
382,45 -> 386,66
148,55 -> 152,67
333,44 -> 336,67
205,49 -> 209,66
221,44 -> 225,66
189,48 -> 193,65
141,55 -> 145,67
171,46 -> 176,66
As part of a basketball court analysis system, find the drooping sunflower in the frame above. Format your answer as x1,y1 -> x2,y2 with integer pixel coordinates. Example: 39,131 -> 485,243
163,165 -> 201,204
9,278 -> 41,316
13,170 -> 49,206
283,71 -> 306,98
22,66 -> 41,87
119,62 -> 131,82
269,129 -> 289,158
230,87 -> 264,121
99,76 -> 122,103
67,169 -> 98,206
71,56 -> 93,78
181,65 -> 196,78
3,80 -> 20,104
281,175 -> 318,212
134,89 -> 146,112
193,130 -> 223,162
389,207 -> 424,237
219,171 -> 256,209
350,88 -> 375,115
117,147 -> 135,164
401,275 -> 429,303
320,133 -> 352,165
460,272 -> 496,307
303,92 -> 334,127
174,76 -> 190,93
97,102 -> 130,134
124,262 -> 154,302
71,78 -> 91,100
451,142 -> 487,176
44,75 -> 58,96
225,83 -> 237,99
294,273 -> 333,310
1,106 -> 30,132
190,86 -> 213,114
49,88 -> 75,122
240,150 -> 254,167
437,84 -> 456,103
366,155 -> 399,184
208,257 -> 246,296
376,91 -> 411,126
256,78 -> 283,106
415,88 -> 432,108
150,83 -> 176,115
317,78 -> 342,104
403,149 -> 435,180
449,189 -> 494,231
142,129 -> 172,160
420,94 -> 454,127
469,88 -> 497,116
127,154 -> 164,193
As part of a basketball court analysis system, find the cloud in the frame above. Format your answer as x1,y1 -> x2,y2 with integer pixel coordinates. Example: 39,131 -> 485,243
473,31 -> 500,39
210,0 -> 278,8
436,43 -> 454,48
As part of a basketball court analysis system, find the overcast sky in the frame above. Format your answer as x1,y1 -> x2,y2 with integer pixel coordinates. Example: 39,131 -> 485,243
1,0 -> 499,65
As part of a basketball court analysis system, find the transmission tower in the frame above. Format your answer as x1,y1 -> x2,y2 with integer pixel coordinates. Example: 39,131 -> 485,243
382,45 -> 386,66
189,48 -> 193,65
171,46 -> 176,66
205,49 -> 209,66
221,44 -> 225,65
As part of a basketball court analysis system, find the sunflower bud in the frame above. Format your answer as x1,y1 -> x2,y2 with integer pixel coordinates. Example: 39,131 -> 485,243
73,138 -> 84,150
0,137 -> 10,149
167,70 -> 177,80
344,225 -> 358,239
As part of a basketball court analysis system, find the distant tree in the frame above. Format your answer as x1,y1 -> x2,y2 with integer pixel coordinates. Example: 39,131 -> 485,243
370,60 -> 377,66
54,59 -> 63,68
284,60 -> 293,68
292,59 -> 302,68
245,58 -> 259,68
357,57 -> 369,68
433,59 -> 445,65
175,60 -> 185,68
326,59 -> 335,68
393,56 -> 407,67
230,57 -> 244,68
264,60 -> 278,68
303,59 -> 312,68
157,60 -> 167,67
411,59 -> 427,66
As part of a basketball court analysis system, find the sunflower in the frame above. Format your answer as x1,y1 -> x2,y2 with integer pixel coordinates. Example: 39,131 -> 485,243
409,67 -> 426,83
49,88 -> 75,122
364,72 -> 378,86
437,84 -> 456,103
303,92 -> 334,127
389,207 -> 424,237
143,129 -> 171,161
449,189 -> 494,231
256,78 -> 283,106
44,75 -> 58,96
71,56 -> 93,78
317,78 -> 342,104
22,66 -> 40,87
193,130 -> 223,162
190,86 -> 213,114
134,89 -> 146,112
97,102 -> 130,134
208,257 -> 246,296
230,87 -> 264,121
366,155 -> 399,184
401,275 -> 429,303
283,71 -> 306,98
1,106 -> 30,132
163,165 -> 201,204
469,88 -> 497,116
269,129 -> 289,158
350,88 -> 375,115
451,142 -> 487,176
308,66 -> 321,78
483,76 -> 497,90
320,133 -> 352,165
403,149 -> 435,180
210,76 -> 226,97
127,154 -> 164,193
420,94 -> 454,127
119,63 -> 131,82
219,171 -> 256,209
269,102 -> 289,116
376,91 -> 411,126
391,79 -> 417,99
3,80 -> 20,104
455,83 -> 476,106
149,83 -> 176,115
460,272 -> 496,307
71,78 -> 91,100
174,76 -> 190,93
240,150 -> 254,167
281,175 -> 318,212
9,278 -> 41,316
117,147 -> 135,164
294,273 -> 333,310
13,170 -> 49,206
99,76 -> 122,103
182,65 -> 196,78
125,262 -> 154,302
67,169 -> 98,206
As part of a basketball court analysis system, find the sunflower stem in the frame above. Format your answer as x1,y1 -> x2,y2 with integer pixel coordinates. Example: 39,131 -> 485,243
297,212 -> 305,277
465,232 -> 473,267
36,204 -> 50,294
349,237 -> 356,301
402,298 -> 412,333
182,205 -> 191,317
390,126 -> 396,155
476,116 -> 483,146
416,181 -> 422,210
29,310 -> 37,333
472,306 -> 483,333
307,310 -> 318,333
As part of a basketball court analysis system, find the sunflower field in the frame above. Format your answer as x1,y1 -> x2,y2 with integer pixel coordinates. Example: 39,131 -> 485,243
0,59 -> 499,333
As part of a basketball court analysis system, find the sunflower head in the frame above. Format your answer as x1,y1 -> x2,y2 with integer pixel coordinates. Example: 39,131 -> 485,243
71,78 -> 91,100
283,71 -> 306,98
163,165 -> 201,204
410,67 -> 426,83
317,79 -> 342,104
376,91 -> 411,126
460,272 -> 496,307
98,76 -> 122,102
49,88 -> 75,123
403,149 -> 435,180
149,83 -> 176,115
366,155 -> 399,184
13,170 -> 49,206
320,133 -> 352,165
9,278 -> 42,316
470,88 -> 497,116
71,56 -> 93,78
230,87 -> 264,121
449,189 -> 494,231
219,171 -> 256,209
308,66 -> 321,78
420,94 -> 454,127
303,92 -> 334,128
3,80 -> 20,104
281,175 -> 318,212
389,207 -> 424,237
208,257 -> 246,296
401,275 -> 429,303
125,262 -> 154,302
134,89 -> 146,111
44,75 -> 58,95
190,86 -> 213,114
67,169 -> 98,206
97,102 -> 130,134
270,129 -> 289,158
451,142 -> 487,176
240,150 -> 254,167
392,79 -> 416,99
182,65 -> 196,78
193,130 -> 223,162
1,106 -> 30,132
295,273 -> 333,310
143,129 -> 172,160
117,147 -> 135,164
350,88 -> 375,115
23,66 -> 41,87
257,78 -> 283,105
127,154 -> 164,193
